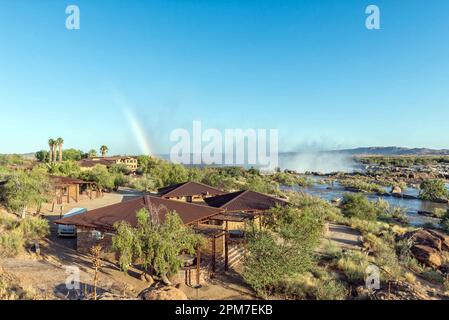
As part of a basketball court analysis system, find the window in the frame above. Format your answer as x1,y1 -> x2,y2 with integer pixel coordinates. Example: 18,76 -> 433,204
91,230 -> 104,240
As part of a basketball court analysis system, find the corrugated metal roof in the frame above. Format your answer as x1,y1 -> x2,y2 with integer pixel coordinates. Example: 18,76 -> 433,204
49,175 -> 88,185
158,181 -> 226,198
204,190 -> 288,211
54,195 -> 223,231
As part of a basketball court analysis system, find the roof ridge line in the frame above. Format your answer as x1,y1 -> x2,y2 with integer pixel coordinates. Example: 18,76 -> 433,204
219,189 -> 248,208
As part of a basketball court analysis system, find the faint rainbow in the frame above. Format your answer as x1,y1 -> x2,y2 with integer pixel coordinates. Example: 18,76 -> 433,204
122,107 -> 153,156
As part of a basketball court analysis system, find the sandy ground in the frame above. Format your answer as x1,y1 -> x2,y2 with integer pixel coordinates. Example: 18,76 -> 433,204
323,223 -> 363,250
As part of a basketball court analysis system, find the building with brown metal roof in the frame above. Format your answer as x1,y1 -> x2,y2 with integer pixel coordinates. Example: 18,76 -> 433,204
54,194 -> 223,232
205,190 -> 288,242
54,195 -> 228,285
78,156 -> 138,172
49,175 -> 99,207
204,189 -> 288,211
158,181 -> 226,203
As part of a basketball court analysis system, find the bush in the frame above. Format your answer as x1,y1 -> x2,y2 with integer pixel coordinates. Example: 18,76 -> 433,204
419,179 -> 449,201
0,229 -> 25,257
322,240 -> 342,260
244,203 -> 327,296
0,216 -> 49,257
19,216 -> 50,241
340,178 -> 384,193
336,250 -> 371,283
1,169 -> 52,217
433,208 -> 447,219
439,210 -> 449,233
277,271 -> 347,300
443,276 -> 449,293
340,194 -> 379,221
81,165 -> 115,191
364,233 -> 401,280
420,270 -> 444,284
242,230 -> 290,296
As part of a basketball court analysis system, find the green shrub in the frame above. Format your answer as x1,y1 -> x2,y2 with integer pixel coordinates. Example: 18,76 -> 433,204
443,276 -> 449,293
433,208 -> 447,219
0,229 -> 25,257
365,233 -> 401,280
340,178 -> 384,193
277,271 -> 347,300
336,250 -> 371,283
340,194 -> 378,221
244,203 -> 327,296
0,216 -> 49,257
420,270 -> 444,284
419,179 -> 449,201
19,216 -> 49,241
322,240 -> 342,260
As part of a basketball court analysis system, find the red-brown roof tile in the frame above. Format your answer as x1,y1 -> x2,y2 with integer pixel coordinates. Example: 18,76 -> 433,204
54,195 -> 223,231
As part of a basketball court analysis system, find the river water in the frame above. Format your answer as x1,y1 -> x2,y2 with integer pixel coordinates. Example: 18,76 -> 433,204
282,176 -> 449,227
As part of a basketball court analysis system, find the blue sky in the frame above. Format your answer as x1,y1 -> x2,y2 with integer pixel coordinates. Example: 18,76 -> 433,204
0,0 -> 448,155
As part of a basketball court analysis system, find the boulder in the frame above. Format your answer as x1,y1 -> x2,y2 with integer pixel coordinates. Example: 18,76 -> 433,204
391,186 -> 402,194
427,229 -> 449,252
410,245 -> 442,268
141,286 -> 188,300
408,229 -> 442,251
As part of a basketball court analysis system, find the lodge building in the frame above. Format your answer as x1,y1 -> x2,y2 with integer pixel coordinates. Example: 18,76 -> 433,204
54,182 -> 288,286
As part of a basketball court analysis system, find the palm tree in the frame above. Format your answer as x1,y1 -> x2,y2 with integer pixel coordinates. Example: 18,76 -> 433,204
48,139 -> 55,163
52,140 -> 58,163
100,145 -> 109,157
56,137 -> 64,162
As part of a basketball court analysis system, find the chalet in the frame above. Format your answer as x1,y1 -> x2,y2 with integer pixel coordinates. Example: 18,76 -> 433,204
157,181 -> 226,203
204,189 -> 288,233
54,195 -> 225,285
49,175 -> 100,206
54,187 -> 288,286
78,156 -> 138,172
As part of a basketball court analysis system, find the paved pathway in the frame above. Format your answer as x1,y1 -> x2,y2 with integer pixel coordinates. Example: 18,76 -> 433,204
324,223 -> 363,250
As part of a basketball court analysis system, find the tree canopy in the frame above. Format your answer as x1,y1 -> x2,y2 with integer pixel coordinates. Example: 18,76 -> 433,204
112,208 -> 203,284
0,169 -> 51,218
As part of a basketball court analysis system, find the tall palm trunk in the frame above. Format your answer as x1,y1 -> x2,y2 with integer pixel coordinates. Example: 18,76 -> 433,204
53,144 -> 57,162
49,147 -> 53,163
58,143 -> 63,162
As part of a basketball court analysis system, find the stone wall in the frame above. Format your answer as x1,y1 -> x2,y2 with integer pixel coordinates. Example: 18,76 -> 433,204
76,228 -> 115,257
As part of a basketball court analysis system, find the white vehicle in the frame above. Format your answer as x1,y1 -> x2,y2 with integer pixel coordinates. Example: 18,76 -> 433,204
57,208 -> 87,237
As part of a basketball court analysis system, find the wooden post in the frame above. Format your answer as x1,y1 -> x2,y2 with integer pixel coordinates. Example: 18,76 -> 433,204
67,187 -> 70,204
225,221 -> 229,271
196,246 -> 201,285
51,202 -> 55,212
76,184 -> 79,202
212,237 -> 216,273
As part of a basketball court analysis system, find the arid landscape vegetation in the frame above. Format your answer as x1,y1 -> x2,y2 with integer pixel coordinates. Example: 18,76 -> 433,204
1,146 -> 449,300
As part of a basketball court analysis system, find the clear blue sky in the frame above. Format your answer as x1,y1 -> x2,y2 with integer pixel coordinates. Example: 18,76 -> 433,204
1,0 -> 448,155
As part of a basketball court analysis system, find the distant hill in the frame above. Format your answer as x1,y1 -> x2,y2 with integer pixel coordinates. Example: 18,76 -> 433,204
329,147 -> 449,156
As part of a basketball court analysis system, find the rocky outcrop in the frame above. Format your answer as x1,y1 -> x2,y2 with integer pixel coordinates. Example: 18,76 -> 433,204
403,229 -> 449,269
408,230 -> 442,251
427,229 -> 449,251
410,245 -> 442,268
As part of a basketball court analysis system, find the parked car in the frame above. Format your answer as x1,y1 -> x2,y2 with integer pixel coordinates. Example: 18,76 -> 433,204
57,208 -> 87,237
